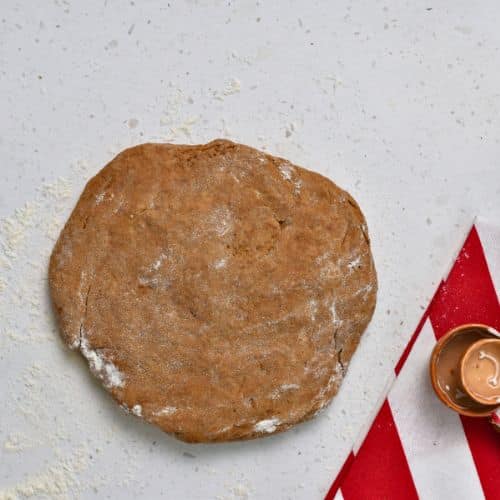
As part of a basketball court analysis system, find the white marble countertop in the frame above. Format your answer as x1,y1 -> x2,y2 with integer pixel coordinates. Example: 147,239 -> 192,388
1,1 -> 499,498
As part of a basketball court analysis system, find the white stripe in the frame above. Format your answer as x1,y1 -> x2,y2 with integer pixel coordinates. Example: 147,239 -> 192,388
476,217 -> 500,301
388,319 -> 484,500
443,219 -> 475,280
334,490 -> 344,500
352,372 -> 396,455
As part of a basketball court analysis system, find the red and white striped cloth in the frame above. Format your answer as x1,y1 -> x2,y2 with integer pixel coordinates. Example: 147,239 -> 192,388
326,219 -> 500,500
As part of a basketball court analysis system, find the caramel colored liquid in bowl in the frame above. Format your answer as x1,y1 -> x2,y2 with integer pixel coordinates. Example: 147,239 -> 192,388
462,340 -> 500,405
436,331 -> 488,412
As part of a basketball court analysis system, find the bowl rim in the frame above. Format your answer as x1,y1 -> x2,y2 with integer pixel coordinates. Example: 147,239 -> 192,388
429,323 -> 499,417
460,337 -> 500,406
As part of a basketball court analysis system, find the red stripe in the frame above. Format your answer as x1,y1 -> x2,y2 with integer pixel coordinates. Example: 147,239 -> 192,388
324,453 -> 355,500
340,400 -> 418,500
429,226 -> 500,339
429,225 -> 500,499
459,417 -> 500,500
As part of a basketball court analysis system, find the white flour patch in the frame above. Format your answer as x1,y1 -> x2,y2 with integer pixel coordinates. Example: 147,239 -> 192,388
330,301 -> 343,326
210,206 -> 233,237
168,116 -> 199,139
278,163 -> 294,181
315,251 -> 332,264
138,253 -> 171,288
213,258 -> 227,269
153,406 -> 177,417
0,446 -> 88,500
231,482 -> 250,498
316,369 -> 342,400
151,252 -> 168,271
277,162 -> 301,194
95,191 -> 105,204
254,417 -> 280,433
354,284 -> 373,298
280,383 -> 300,391
40,177 -> 72,201
1,201 -> 39,262
79,336 -> 125,389
347,255 -> 361,271
270,383 -> 300,399
131,405 -> 142,417
3,432 -> 41,452
223,77 -> 241,96
138,275 -> 160,288
309,299 -> 318,322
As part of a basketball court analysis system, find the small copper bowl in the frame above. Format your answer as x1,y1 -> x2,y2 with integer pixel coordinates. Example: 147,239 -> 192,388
429,323 -> 499,417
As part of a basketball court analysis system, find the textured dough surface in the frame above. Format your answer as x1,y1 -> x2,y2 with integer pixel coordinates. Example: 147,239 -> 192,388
49,140 -> 377,442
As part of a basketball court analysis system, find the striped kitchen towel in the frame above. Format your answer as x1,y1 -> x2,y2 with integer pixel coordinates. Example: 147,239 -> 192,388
326,219 -> 500,500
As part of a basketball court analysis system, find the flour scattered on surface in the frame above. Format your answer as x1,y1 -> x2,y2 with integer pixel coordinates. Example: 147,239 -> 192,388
212,78 -> 242,101
159,86 -> 199,142
168,116 -> 199,140
3,432 -> 40,452
254,417 -> 280,433
1,201 -> 39,262
223,78 -> 241,96
0,446 -> 88,500
40,177 -> 72,201
231,483 -> 250,498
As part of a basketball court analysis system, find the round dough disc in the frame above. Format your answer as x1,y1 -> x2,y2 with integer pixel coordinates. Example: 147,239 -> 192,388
49,140 -> 377,442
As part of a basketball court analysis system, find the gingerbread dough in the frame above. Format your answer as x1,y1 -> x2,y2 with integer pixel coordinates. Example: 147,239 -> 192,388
49,140 -> 377,442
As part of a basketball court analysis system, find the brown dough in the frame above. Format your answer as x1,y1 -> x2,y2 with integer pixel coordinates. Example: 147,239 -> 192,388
49,139 -> 377,442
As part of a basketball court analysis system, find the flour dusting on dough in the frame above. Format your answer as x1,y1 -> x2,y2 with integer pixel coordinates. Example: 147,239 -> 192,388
309,299 -> 318,322
254,417 -> 280,433
354,284 -> 373,298
270,383 -> 300,399
153,406 -> 177,417
95,192 -> 105,205
213,258 -> 227,269
347,255 -> 361,271
330,301 -> 343,326
278,163 -> 294,181
79,336 -> 125,389
210,206 -> 233,237
131,405 -> 142,417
